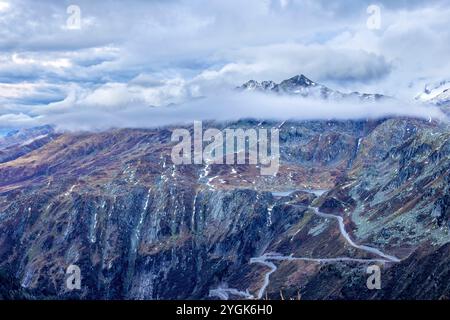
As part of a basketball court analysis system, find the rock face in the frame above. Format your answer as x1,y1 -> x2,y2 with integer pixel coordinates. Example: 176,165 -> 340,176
0,118 -> 449,300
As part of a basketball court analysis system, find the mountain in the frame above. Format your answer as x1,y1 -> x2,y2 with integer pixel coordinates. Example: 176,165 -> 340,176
238,74 -> 388,102
0,125 -> 57,164
0,117 -> 448,300
0,125 -> 54,150
416,80 -> 450,107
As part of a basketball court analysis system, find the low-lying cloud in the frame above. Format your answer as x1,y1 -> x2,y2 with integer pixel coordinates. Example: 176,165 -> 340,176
3,90 -> 444,132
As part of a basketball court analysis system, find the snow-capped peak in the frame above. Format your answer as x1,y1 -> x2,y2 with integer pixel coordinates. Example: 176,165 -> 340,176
416,80 -> 450,106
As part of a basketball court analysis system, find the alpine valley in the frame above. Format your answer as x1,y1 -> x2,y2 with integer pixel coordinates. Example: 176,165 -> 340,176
0,75 -> 449,300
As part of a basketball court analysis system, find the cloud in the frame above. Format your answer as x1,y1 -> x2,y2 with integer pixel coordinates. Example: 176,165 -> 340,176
0,113 -> 35,128
0,1 -> 10,12
0,0 -> 449,131
5,89 -> 446,131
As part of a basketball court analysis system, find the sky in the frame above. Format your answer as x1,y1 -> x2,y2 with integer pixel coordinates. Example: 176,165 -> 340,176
0,0 -> 449,130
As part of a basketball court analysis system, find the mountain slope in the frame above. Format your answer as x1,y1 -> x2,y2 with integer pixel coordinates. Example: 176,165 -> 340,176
0,118 -> 448,300
416,80 -> 450,107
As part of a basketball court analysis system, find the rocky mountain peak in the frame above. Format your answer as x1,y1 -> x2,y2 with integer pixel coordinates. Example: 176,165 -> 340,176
279,74 -> 316,88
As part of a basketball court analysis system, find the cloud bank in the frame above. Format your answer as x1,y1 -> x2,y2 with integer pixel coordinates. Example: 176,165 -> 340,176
0,0 -> 449,130
2,90 -> 444,132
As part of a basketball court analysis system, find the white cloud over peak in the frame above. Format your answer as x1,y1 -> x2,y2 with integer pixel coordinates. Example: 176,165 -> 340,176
0,0 -> 449,130
18,91 -> 446,132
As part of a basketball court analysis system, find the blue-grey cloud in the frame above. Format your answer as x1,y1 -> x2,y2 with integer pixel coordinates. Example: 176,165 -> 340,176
0,0 -> 449,130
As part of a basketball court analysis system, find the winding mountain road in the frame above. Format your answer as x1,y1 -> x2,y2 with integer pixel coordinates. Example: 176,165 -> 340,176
209,191 -> 401,300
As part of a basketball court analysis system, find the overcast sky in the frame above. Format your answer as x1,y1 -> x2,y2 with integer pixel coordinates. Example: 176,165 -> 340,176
0,0 -> 449,130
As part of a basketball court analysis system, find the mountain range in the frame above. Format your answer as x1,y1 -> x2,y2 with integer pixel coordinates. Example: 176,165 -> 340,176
0,76 -> 449,300
238,74 -> 388,102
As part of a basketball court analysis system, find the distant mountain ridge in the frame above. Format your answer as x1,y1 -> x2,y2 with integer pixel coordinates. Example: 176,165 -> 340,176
238,74 -> 388,102
416,80 -> 450,107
